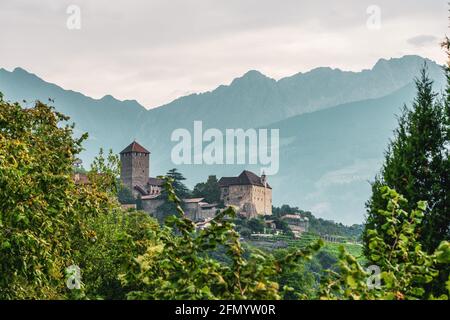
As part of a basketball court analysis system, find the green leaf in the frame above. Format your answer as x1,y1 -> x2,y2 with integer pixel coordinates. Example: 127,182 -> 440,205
346,275 -> 357,289
1,241 -> 11,250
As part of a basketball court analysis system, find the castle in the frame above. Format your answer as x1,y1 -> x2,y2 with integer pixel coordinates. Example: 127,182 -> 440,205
218,170 -> 272,217
119,140 -> 272,220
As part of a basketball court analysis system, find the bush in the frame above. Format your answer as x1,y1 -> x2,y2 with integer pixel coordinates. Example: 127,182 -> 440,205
320,186 -> 450,300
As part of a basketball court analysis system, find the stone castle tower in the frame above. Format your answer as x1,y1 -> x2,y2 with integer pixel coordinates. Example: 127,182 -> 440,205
120,141 -> 150,195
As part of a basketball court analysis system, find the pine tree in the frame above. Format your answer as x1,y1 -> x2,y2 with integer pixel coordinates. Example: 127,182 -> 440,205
165,168 -> 191,198
192,175 -> 221,204
363,66 -> 448,250
363,66 -> 449,295
156,168 -> 191,222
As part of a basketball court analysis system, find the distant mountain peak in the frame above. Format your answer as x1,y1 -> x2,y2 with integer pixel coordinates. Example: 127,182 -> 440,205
373,55 -> 437,71
100,94 -> 119,102
242,70 -> 267,78
230,69 -> 274,86
9,67 -> 39,79
13,67 -> 29,73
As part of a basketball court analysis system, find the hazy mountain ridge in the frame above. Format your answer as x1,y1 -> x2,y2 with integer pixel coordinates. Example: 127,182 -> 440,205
0,66 -> 148,160
0,55 -> 446,224
267,83 -> 420,224
141,55 -> 442,130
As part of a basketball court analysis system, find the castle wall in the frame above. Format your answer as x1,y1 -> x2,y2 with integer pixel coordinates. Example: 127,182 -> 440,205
221,184 -> 272,217
221,185 -> 252,213
197,207 -> 217,220
141,198 -> 164,215
252,185 -> 272,216
184,202 -> 200,221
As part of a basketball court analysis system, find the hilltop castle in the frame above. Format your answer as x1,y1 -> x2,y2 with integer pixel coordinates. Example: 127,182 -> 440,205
119,140 -> 272,220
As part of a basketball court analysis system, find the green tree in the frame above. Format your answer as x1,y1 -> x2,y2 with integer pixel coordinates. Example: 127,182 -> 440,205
165,168 -> 191,198
273,217 -> 294,237
76,210 -> 161,299
273,249 -> 317,299
364,67 -> 449,255
122,178 -> 323,299
0,98 -> 107,298
118,185 -> 136,205
192,175 -> 221,204
272,204 -> 301,218
247,217 -> 266,233
0,96 -> 159,300
322,187 -> 450,300
156,168 -> 191,222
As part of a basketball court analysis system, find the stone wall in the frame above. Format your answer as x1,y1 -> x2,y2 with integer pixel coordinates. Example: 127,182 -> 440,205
221,184 -> 272,216
120,152 -> 149,195
197,207 -> 217,220
252,185 -> 272,216
141,198 -> 164,215
184,202 -> 200,221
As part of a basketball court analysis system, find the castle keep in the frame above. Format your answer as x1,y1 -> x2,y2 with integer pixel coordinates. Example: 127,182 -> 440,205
218,170 -> 272,217
120,141 -> 163,198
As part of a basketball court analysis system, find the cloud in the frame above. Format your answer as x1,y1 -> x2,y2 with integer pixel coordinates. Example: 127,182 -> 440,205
314,159 -> 380,189
407,35 -> 439,48
0,0 -> 448,107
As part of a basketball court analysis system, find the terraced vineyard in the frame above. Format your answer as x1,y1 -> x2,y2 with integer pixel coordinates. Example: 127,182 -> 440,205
247,232 -> 365,263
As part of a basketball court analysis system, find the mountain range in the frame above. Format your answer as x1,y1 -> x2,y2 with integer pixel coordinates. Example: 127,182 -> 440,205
0,55 -> 446,224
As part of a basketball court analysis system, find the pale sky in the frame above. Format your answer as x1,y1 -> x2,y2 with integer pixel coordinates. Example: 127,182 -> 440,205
0,0 -> 448,108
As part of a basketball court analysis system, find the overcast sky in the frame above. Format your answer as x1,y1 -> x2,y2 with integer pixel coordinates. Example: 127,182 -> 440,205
1,0 -> 448,108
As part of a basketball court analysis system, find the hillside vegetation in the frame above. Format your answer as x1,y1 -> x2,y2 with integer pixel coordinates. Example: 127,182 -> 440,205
0,94 -> 448,300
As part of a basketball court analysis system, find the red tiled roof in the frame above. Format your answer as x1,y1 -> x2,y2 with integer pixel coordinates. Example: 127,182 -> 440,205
120,141 -> 150,154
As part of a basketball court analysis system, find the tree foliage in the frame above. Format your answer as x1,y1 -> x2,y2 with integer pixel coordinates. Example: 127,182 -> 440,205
192,175 -> 222,205
0,98 -> 161,299
323,187 -> 450,300
364,67 -> 449,252
364,66 -> 449,295
0,99 -> 93,298
1,97 -> 448,301
155,168 -> 191,223
121,177 -> 324,299
272,204 -> 363,240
